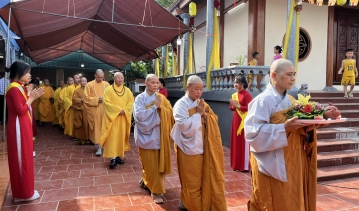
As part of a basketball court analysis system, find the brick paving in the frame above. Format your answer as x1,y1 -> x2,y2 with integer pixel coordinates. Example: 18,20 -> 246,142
1,126 -> 359,211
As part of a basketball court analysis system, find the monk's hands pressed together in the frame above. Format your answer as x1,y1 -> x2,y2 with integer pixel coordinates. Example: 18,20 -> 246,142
154,95 -> 162,109
98,97 -> 103,103
229,99 -> 240,108
284,116 -> 312,131
197,99 -> 206,116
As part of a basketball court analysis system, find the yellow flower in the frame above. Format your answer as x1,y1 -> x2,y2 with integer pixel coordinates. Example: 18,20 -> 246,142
297,94 -> 311,105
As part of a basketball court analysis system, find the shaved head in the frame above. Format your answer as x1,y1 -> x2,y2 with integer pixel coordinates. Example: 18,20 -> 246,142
187,75 -> 203,86
270,59 -> 294,79
145,74 -> 158,82
95,69 -> 104,83
95,69 -> 104,74
114,72 -> 124,78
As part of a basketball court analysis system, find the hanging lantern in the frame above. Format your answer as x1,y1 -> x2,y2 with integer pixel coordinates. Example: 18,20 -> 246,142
189,2 -> 197,17
350,0 -> 358,5
328,0 -> 336,6
316,0 -> 323,6
308,0 -> 315,3
337,0 -> 347,5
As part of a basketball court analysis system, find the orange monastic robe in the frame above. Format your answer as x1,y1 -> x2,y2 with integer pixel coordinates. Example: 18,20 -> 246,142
33,98 -> 40,121
58,85 -> 68,127
38,85 -> 55,122
64,84 -> 80,136
100,84 -> 134,158
84,80 -> 110,144
53,86 -> 62,125
72,87 -> 89,142
248,109 -> 317,211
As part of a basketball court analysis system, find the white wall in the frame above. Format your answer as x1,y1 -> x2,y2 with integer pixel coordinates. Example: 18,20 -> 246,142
265,1 -> 328,90
223,2 -> 248,67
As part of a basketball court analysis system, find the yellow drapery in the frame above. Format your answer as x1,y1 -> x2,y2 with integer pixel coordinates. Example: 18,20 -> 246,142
232,93 -> 247,136
172,52 -> 177,76
6,82 -> 31,122
163,45 -> 169,78
182,32 -> 194,89
155,49 -> 160,77
206,7 -> 220,90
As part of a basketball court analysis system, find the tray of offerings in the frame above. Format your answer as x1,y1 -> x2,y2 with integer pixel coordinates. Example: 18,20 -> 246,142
295,118 -> 347,124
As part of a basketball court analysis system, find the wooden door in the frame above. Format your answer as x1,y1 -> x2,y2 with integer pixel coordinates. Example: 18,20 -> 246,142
334,8 -> 359,85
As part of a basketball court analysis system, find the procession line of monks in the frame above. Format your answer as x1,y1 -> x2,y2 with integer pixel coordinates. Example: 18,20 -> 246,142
34,59 -> 317,211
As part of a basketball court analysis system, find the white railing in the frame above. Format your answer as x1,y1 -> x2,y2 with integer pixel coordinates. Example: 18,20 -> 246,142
165,66 -> 270,92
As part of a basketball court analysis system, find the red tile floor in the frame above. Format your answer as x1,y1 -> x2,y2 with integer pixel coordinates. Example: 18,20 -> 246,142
2,126 -> 359,211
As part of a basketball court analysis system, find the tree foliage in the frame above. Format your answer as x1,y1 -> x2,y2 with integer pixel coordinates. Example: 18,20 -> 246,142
155,0 -> 175,8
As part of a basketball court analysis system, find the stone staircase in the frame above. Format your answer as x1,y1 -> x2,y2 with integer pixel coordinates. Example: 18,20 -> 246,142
310,91 -> 359,182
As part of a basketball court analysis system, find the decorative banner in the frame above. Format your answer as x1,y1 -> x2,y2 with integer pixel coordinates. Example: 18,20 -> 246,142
350,0 -> 358,6
328,0 -> 336,6
172,52 -> 177,76
182,32 -> 194,89
316,0 -> 323,6
155,49 -> 160,77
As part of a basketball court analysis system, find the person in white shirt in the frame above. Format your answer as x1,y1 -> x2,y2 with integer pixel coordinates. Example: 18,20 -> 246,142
244,59 -> 320,211
171,75 -> 227,211
133,74 -> 174,204
0,71 -> 10,123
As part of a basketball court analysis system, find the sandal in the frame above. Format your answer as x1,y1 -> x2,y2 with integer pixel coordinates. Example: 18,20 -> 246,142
151,193 -> 164,204
139,180 -> 149,190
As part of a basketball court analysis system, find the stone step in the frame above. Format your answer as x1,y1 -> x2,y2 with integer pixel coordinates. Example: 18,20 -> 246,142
310,97 -> 359,104
317,163 -> 359,182
316,127 -> 359,140
323,118 -> 359,128
309,91 -> 359,98
317,138 -> 359,152
322,103 -> 359,110
339,110 -> 359,118
317,149 -> 359,168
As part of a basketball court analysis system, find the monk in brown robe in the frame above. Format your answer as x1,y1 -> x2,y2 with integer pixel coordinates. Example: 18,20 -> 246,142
244,59 -> 321,211
171,75 -> 227,211
72,77 -> 89,145
84,69 -> 110,155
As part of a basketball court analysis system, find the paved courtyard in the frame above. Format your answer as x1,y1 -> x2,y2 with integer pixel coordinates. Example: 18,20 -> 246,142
1,126 -> 359,211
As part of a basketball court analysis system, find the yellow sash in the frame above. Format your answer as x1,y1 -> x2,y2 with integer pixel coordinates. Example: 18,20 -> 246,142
6,81 -> 32,122
232,93 -> 247,136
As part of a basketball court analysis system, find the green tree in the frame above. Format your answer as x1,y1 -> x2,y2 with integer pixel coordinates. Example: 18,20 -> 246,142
156,0 -> 175,8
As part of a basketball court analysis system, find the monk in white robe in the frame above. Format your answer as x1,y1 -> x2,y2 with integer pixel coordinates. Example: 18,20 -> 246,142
84,69 -> 110,155
133,74 -> 174,204
244,59 -> 320,211
171,75 -> 227,211
64,74 -> 80,137
100,72 -> 133,168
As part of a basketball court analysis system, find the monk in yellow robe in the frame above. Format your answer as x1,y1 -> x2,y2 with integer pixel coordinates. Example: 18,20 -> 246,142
84,69 -> 110,156
52,80 -> 65,126
133,74 -> 174,204
100,72 -> 133,168
244,59 -> 320,211
64,75 -> 81,137
58,78 -> 72,130
38,79 -> 56,125
171,75 -> 227,211
73,77 -> 89,145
